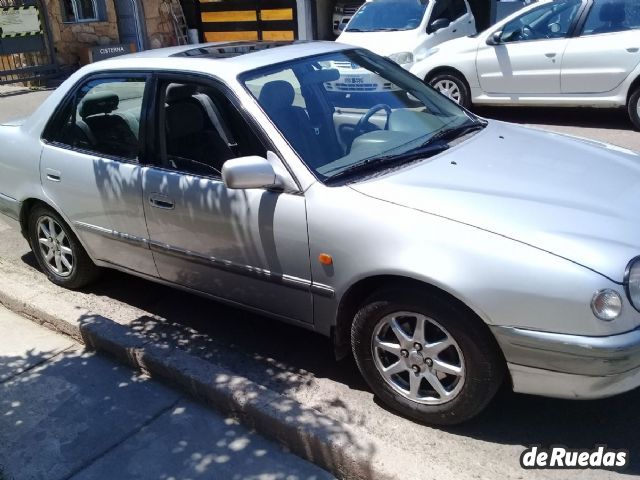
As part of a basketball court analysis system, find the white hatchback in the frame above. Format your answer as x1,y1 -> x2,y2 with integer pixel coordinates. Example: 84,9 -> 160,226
337,0 -> 476,70
411,0 -> 640,128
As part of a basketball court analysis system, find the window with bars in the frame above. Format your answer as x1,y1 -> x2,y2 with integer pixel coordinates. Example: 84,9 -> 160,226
61,0 -> 100,23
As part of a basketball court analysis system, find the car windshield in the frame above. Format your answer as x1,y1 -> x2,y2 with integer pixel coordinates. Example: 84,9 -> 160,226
241,49 -> 480,184
345,0 -> 429,32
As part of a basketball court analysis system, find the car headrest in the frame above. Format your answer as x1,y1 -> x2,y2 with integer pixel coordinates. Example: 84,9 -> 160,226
258,81 -> 295,111
166,83 -> 197,103
166,102 -> 204,139
600,2 -> 625,23
79,91 -> 119,119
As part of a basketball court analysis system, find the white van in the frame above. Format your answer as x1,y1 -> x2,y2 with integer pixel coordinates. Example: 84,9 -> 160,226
336,0 -> 476,69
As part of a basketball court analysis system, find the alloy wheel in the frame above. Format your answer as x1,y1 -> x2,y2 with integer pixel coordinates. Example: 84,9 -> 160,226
433,79 -> 462,104
36,215 -> 74,277
371,311 -> 465,405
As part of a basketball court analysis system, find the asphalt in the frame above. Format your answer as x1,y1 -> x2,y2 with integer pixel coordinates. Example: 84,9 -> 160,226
0,304 -> 334,480
1,90 -> 639,480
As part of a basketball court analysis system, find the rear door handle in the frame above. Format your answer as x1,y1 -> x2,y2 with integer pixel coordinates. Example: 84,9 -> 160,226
149,194 -> 175,210
45,168 -> 61,182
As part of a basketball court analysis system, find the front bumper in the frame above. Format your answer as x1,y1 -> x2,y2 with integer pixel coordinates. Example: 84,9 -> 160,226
491,325 -> 640,399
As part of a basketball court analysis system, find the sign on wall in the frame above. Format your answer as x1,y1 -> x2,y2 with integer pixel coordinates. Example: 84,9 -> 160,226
0,6 -> 42,39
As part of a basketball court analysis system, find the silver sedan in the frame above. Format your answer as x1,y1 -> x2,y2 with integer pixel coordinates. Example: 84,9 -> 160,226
1,41 -> 639,425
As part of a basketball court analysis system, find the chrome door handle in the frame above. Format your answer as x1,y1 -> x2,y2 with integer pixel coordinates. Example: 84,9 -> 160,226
149,194 -> 175,210
45,168 -> 61,182
545,53 -> 557,58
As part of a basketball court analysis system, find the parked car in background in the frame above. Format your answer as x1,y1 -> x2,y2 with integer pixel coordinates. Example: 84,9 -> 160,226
333,1 -> 365,36
337,0 -> 476,70
412,0 -> 640,128
3,41 -> 640,426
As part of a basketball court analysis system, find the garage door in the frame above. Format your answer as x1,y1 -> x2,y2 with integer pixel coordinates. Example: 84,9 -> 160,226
199,0 -> 298,42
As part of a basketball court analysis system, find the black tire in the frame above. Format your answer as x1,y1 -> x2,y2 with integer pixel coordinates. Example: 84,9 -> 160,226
351,287 -> 505,425
627,87 -> 640,131
28,205 -> 101,289
427,71 -> 471,109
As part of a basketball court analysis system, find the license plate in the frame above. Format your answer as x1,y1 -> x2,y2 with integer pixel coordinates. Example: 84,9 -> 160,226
343,75 -> 365,84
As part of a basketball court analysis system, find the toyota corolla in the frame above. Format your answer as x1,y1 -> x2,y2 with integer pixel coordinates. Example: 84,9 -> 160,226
1,41 -> 640,425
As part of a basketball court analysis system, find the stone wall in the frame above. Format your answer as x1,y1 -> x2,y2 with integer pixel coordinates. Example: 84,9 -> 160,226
43,0 -> 177,67
44,0 -> 119,66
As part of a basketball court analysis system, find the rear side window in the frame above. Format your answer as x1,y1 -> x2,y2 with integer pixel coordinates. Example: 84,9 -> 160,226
45,77 -> 147,161
581,0 -> 640,35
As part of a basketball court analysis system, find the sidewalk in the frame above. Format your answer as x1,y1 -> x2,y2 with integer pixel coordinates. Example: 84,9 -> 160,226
0,304 -> 333,480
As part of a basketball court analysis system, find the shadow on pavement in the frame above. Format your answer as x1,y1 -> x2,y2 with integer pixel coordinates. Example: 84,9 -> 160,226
20,251 -> 640,477
476,106 -> 633,131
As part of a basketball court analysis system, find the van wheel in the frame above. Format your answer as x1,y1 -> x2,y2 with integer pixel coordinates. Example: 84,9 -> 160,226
351,287 -> 505,425
627,87 -> 640,130
428,72 -> 471,109
28,205 -> 101,289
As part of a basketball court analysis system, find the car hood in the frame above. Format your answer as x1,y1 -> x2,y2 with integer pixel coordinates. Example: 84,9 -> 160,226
0,117 -> 26,127
336,30 -> 421,56
350,121 -> 640,282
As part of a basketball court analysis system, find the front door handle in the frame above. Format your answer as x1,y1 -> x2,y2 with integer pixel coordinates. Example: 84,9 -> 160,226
627,47 -> 639,53
545,52 -> 557,58
45,168 -> 61,182
149,194 -> 175,210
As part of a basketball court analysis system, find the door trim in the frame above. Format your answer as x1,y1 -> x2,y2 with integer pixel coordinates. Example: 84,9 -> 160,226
74,220 -> 335,297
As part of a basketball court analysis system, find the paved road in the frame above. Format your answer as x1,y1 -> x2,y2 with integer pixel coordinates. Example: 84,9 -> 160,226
0,304 -> 333,480
1,91 -> 639,480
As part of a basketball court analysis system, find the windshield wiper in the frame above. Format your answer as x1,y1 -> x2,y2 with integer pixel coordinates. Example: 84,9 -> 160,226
325,142 -> 449,185
423,121 -> 487,147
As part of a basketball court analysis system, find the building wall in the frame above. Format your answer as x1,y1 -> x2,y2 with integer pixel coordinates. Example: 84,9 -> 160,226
44,0 -> 175,67
44,0 -> 119,66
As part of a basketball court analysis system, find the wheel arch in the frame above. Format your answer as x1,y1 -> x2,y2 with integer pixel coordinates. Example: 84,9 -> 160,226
424,66 -> 471,90
333,274 -> 500,360
627,74 -> 640,104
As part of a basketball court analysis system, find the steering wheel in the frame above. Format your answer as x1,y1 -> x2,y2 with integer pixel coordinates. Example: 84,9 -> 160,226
354,104 -> 393,137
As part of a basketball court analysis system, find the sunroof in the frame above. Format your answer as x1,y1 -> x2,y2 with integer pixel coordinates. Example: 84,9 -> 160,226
171,41 -> 303,59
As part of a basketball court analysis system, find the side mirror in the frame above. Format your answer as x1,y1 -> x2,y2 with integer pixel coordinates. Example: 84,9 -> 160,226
427,17 -> 451,34
486,30 -> 503,46
222,156 -> 282,190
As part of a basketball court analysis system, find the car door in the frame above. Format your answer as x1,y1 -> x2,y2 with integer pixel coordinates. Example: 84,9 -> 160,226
141,76 -> 313,323
561,0 -> 640,93
476,0 -> 584,95
428,0 -> 469,44
40,73 -> 158,277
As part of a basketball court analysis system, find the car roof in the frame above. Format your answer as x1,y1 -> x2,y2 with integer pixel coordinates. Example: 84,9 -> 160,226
88,41 -> 353,80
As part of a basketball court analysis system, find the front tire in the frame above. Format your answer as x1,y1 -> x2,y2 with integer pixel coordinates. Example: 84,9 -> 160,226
428,72 -> 471,109
351,287 -> 505,425
28,205 -> 101,289
627,87 -> 640,130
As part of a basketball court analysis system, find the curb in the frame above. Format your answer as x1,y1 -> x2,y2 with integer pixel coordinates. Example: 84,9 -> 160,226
0,278 -> 428,480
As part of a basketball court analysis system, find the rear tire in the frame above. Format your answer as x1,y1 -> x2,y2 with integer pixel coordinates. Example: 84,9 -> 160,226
351,287 -> 505,425
627,87 -> 640,130
428,72 -> 471,109
28,205 -> 101,289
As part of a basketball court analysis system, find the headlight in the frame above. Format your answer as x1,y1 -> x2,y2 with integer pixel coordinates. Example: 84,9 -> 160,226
625,256 -> 640,312
387,52 -> 414,65
591,289 -> 622,321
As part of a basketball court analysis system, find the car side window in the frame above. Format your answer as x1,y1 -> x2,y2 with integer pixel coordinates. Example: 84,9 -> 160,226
46,77 -> 146,161
500,0 -> 582,43
158,81 -> 266,179
581,0 -> 640,36
451,0 -> 467,20
430,0 -> 453,22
